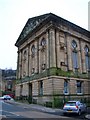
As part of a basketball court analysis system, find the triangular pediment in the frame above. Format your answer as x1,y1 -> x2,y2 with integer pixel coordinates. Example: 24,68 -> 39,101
15,13 -> 90,47
17,13 -> 50,43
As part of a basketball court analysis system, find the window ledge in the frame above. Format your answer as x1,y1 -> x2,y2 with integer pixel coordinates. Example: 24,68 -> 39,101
64,93 -> 69,95
77,93 -> 83,95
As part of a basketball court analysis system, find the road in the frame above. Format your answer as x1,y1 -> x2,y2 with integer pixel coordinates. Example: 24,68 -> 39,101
0,100 -> 89,120
0,100 -> 69,120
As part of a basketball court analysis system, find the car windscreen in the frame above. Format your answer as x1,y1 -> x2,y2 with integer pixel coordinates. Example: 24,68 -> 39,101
65,102 -> 76,106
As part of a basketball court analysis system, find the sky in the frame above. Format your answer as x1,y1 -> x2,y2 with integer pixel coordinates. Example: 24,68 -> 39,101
0,0 -> 89,70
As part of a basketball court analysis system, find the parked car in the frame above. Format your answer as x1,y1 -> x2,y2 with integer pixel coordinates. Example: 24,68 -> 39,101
0,95 -> 14,100
63,100 -> 87,115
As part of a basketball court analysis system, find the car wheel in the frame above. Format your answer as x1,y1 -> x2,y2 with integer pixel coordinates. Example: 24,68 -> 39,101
78,110 -> 81,116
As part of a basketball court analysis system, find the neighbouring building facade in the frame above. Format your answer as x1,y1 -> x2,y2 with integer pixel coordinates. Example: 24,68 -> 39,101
15,13 -> 90,106
0,69 -> 2,96
1,69 -> 16,97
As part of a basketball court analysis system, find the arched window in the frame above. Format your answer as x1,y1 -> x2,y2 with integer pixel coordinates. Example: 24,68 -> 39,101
72,40 -> 77,49
85,45 -> 89,55
31,45 -> 35,55
23,50 -> 27,61
72,40 -> 78,70
41,38 -> 46,47
84,46 -> 90,70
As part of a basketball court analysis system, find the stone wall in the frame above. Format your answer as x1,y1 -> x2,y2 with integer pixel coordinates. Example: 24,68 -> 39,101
15,17 -> 90,104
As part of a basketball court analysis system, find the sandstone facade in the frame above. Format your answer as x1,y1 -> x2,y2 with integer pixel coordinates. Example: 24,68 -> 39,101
15,13 -> 90,105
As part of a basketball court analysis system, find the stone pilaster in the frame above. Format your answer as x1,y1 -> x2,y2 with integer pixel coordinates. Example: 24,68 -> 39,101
56,31 -> 60,68
46,31 -> 49,69
81,42 -> 86,73
39,39 -> 41,73
49,28 -> 56,67
35,40 -> 38,73
29,45 -> 31,76
67,36 -> 73,71
27,46 -> 29,76
18,50 -> 22,78
78,40 -> 82,73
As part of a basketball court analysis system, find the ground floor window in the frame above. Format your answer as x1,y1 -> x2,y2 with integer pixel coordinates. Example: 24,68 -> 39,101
38,80 -> 43,95
64,80 -> 69,94
77,81 -> 83,94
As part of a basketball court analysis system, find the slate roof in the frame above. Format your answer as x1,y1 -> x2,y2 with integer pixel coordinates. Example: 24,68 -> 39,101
15,13 -> 90,47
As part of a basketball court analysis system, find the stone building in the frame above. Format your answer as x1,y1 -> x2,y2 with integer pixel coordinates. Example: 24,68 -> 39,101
15,13 -> 90,105
0,69 -> 2,96
1,69 -> 16,97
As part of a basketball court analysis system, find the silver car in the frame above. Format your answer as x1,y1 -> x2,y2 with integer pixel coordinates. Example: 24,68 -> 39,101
63,100 -> 87,115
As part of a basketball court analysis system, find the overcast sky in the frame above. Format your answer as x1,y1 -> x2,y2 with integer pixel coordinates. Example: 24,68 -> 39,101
0,0 -> 89,70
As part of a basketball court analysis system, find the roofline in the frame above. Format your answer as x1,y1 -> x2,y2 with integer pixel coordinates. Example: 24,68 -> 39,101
15,13 -> 90,47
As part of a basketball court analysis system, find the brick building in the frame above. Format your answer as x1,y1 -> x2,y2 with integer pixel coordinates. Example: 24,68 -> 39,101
15,13 -> 90,106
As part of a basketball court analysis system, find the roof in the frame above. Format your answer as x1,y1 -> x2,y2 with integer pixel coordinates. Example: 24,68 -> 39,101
15,13 -> 90,47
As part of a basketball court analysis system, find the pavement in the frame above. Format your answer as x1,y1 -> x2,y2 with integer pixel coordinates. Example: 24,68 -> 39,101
5,100 -> 90,119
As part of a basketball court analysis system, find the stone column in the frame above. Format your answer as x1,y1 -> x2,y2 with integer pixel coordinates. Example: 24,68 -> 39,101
56,31 -> 60,68
21,50 -> 24,78
49,28 -> 56,67
29,45 -> 32,76
18,50 -> 22,79
28,45 -> 30,76
64,33 -> 68,71
17,51 -> 19,79
39,38 -> 41,73
67,36 -> 73,71
67,36 -> 73,70
27,46 -> 29,76
81,42 -> 86,73
35,40 -> 38,73
78,40 -> 82,73
46,30 -> 49,69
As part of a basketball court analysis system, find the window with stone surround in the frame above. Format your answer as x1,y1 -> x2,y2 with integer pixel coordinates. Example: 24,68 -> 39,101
72,40 -> 77,49
41,38 -> 46,46
64,80 -> 69,94
84,45 -> 90,71
76,81 -> 83,94
38,80 -> 43,95
31,68 -> 35,74
41,63 -> 46,71
40,38 -> 46,52
23,50 -> 27,61
72,40 -> 78,70
31,45 -> 35,57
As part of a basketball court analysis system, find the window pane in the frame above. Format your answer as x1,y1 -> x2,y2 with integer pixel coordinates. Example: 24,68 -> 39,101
39,81 -> 43,95
85,56 -> 89,69
77,81 -> 82,93
72,40 -> 77,48
64,81 -> 69,94
85,55 -> 90,70
72,52 -> 78,69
